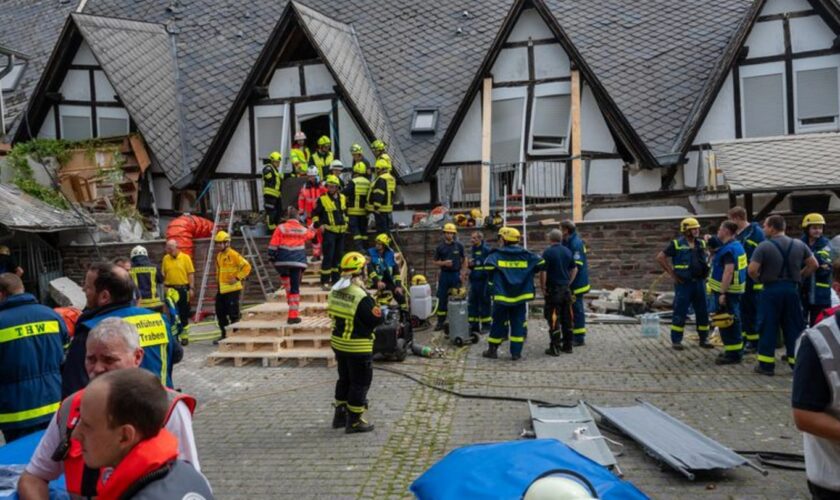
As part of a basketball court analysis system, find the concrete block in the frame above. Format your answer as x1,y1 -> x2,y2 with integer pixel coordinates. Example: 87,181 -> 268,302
50,277 -> 86,309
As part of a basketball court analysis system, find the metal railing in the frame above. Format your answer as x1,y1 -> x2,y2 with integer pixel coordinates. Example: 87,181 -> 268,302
437,161 -> 566,208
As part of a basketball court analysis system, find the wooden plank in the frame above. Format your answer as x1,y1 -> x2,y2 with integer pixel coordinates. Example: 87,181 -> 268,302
570,69 -> 583,222
480,77 -> 492,219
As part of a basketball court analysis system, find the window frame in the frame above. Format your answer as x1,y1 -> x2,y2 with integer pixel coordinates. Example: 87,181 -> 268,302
739,62 -> 787,138
0,60 -> 27,93
528,82 -> 572,155
490,86 -> 528,165
793,55 -> 840,133
410,107 -> 439,134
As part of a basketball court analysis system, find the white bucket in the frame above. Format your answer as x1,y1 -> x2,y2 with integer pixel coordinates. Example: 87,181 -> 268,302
640,314 -> 660,338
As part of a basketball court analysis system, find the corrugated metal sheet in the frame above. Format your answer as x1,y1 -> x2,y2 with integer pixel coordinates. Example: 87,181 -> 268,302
0,183 -> 94,232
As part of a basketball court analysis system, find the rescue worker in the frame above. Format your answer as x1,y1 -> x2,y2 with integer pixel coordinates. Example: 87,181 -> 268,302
290,131 -> 310,176
368,158 -> 396,236
18,317 -> 201,499
371,139 -> 391,170
727,206 -> 765,352
312,175 -> 348,288
709,221 -> 748,365
0,274 -> 67,443
350,143 -> 370,179
213,231 -> 251,343
298,166 -> 325,260
432,223 -> 466,331
129,245 -> 163,311
345,158 -> 371,252
561,221 -> 590,346
327,252 -> 384,434
540,229 -> 577,356
161,239 -> 194,345
801,213 -> 832,327
268,207 -> 316,324
311,135 -> 334,180
367,233 -> 407,314
262,151 -> 284,231
656,218 -> 712,350
466,231 -> 492,334
329,159 -> 346,189
749,215 -> 818,375
482,227 -> 545,361
63,262 -> 181,397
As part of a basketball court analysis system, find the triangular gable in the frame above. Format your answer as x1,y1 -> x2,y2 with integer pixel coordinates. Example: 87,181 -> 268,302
71,14 -> 186,183
292,2 -> 409,177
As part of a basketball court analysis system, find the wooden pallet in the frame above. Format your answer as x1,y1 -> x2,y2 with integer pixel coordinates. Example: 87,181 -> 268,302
245,301 -> 328,321
229,316 -> 333,337
279,333 -> 331,349
217,336 -> 283,352
207,348 -> 335,367
282,316 -> 333,336
269,286 -> 328,303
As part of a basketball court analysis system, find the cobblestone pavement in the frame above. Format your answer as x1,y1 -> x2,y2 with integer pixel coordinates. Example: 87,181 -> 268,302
176,320 -> 810,499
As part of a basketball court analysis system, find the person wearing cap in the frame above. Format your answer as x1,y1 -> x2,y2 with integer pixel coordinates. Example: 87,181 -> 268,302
345,158 -> 372,252
0,245 -> 23,277
311,136 -> 334,180
482,227 -> 545,361
432,223 -> 466,331
312,175 -> 348,288
349,144 -> 371,180
329,159 -> 346,189
801,213 -> 832,327
213,231 -> 251,344
298,166 -> 326,260
290,131 -> 310,176
128,245 -> 164,312
368,158 -> 396,236
262,151 -> 285,231
656,217 -> 712,350
327,252 -> 384,433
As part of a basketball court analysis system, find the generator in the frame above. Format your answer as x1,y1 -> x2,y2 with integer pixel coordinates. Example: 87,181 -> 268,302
373,307 -> 413,362
445,297 -> 478,346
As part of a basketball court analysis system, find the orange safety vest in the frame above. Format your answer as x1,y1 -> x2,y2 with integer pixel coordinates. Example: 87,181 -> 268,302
297,182 -> 325,218
55,388 -> 196,499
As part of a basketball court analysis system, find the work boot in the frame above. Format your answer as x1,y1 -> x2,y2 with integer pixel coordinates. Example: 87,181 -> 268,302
573,338 -> 585,347
511,353 -> 522,361
753,365 -> 774,376
287,317 -> 302,325
346,411 -> 374,434
715,356 -> 742,365
482,343 -> 498,359
544,332 -> 561,356
699,339 -> 714,349
672,343 -> 685,351
561,342 -> 573,354
434,320 -> 445,332
331,404 -> 347,429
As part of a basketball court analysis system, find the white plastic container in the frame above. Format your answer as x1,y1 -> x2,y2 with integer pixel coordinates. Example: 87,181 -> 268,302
640,314 -> 660,338
410,284 -> 433,320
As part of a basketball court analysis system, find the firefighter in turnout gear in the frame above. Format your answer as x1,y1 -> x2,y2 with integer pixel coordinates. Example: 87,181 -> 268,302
268,207 -> 316,324
371,139 -> 391,170
312,175 -> 348,287
709,221 -> 748,365
262,151 -> 284,230
466,231 -> 492,334
213,231 -> 251,344
561,221 -> 590,346
298,167 -> 326,259
482,227 -> 545,361
367,233 -> 406,313
311,135 -> 334,180
345,159 -> 371,252
128,245 -> 163,311
290,131 -> 310,175
329,159 -> 346,189
726,206 -> 765,352
433,223 -> 466,331
368,158 -> 396,236
801,213 -> 832,326
350,143 -> 371,179
327,252 -> 384,433
656,217 -> 712,350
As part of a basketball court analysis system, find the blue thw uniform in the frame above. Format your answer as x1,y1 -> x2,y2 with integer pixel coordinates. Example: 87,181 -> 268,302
708,240 -> 747,361
802,234 -> 832,326
467,241 -> 493,333
0,293 -> 67,441
735,222 -> 764,347
130,255 -> 164,310
663,237 -> 710,345
62,303 -> 181,397
367,246 -> 407,311
434,240 -> 466,321
485,245 -> 545,357
563,232 -> 590,343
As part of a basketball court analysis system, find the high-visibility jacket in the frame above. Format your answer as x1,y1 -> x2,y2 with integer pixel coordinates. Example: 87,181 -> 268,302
298,181 -> 325,218
668,236 -> 708,282
563,232 -> 591,295
129,255 -> 163,309
310,151 -> 334,180
803,235 -> 833,306
262,162 -> 283,198
344,175 -> 371,216
469,242 -> 493,283
368,173 -> 395,213
54,306 -> 81,338
268,219 -> 315,268
0,293 -> 66,431
736,221 -> 765,291
54,387 -> 196,499
313,193 -> 347,233
484,245 -> 545,305
216,247 -> 251,295
708,240 -> 747,294
327,283 -> 383,354
290,147 -> 310,174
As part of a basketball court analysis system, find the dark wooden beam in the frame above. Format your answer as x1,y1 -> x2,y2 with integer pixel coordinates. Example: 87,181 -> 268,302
740,46 -> 840,66
502,38 -> 556,48
492,76 -> 571,88
757,10 -> 817,22
728,191 -> 738,208
253,93 -> 337,106
755,192 -> 788,220
733,64 -> 742,138
745,192 -> 754,220
783,17 -> 795,134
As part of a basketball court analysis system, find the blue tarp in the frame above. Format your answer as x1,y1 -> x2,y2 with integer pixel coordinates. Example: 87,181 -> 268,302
0,431 -> 67,500
410,439 -> 648,499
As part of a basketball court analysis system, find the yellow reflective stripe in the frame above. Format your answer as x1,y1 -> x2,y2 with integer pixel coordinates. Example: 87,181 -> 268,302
0,401 -> 60,424
737,254 -> 748,270
159,340 -> 167,385
497,260 -> 527,269
574,260 -> 584,266
708,279 -> 721,292
481,316 -> 492,322
697,325 -> 710,331
487,337 -> 503,344
817,282 -> 831,288
493,293 -> 535,303
752,284 -> 764,291
744,333 -> 760,341
123,313 -> 169,348
0,320 -> 61,344
787,356 -> 796,365
673,265 -> 689,269
724,342 -> 744,351
572,328 -> 586,334
347,404 -> 366,414
671,325 -> 685,332
509,336 -> 524,342
330,337 -> 373,353
746,240 -> 759,247
573,285 -> 591,295
757,354 -> 776,364
729,283 -> 745,293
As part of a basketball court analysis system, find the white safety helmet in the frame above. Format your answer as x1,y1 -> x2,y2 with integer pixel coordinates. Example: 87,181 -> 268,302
330,159 -> 344,170
130,245 -> 148,258
306,166 -> 319,177
524,476 -> 596,500
294,131 -> 307,142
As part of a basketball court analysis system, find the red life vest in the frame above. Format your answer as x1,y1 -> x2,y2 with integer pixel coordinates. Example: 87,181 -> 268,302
56,388 -> 196,498
96,429 -> 179,500
816,304 -> 840,324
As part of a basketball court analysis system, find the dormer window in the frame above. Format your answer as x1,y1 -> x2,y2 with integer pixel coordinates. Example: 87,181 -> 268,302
411,108 -> 438,133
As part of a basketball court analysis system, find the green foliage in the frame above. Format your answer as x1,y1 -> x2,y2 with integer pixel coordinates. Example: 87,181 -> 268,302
5,138 -> 71,208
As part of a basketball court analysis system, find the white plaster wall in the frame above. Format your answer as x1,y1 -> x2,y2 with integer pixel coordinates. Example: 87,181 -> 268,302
443,94 -> 481,163
153,177 -> 173,210
337,101 -> 373,160
585,159 -> 623,194
745,21 -> 785,58
762,0 -> 812,15
533,44 -> 570,79
71,41 -> 97,65
38,106 -> 56,138
580,84 -> 616,153
627,167 -> 661,193
694,72 -> 736,144
399,181 -> 430,205
585,205 -> 691,221
61,70 -> 91,101
791,15 -> 836,53
492,48 -> 528,82
304,64 -> 336,95
507,9 -> 554,42
682,151 -> 706,189
217,109 -> 251,174
93,70 -> 117,102
268,66 -> 301,98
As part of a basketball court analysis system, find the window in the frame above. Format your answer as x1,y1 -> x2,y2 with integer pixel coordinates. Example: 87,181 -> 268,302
257,116 -> 284,159
98,117 -> 128,138
61,114 -> 92,141
491,97 -> 525,164
742,73 -> 785,137
529,94 -> 571,154
796,67 -> 839,128
1,61 -> 26,92
411,108 -> 438,133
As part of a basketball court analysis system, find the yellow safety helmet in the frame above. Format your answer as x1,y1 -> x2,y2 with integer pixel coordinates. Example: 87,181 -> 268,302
411,274 -> 428,286
454,214 -> 467,225
214,230 -> 231,243
802,213 -> 826,228
325,175 -> 341,187
375,290 -> 394,306
371,139 -> 386,152
350,143 -> 364,154
375,233 -> 391,246
443,223 -> 457,234
269,151 -> 282,162
317,135 -> 331,147
470,208 -> 482,219
711,312 -> 734,329
680,217 -> 701,232
374,158 -> 391,172
449,287 -> 467,299
353,162 -> 368,175
340,251 -> 367,275
499,226 -> 521,243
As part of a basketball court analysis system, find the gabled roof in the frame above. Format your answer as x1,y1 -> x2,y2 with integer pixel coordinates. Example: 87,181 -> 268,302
0,183 -> 94,232
70,14 -> 187,183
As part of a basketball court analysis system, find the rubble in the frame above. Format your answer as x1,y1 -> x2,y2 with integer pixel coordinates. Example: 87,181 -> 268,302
49,277 -> 86,309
